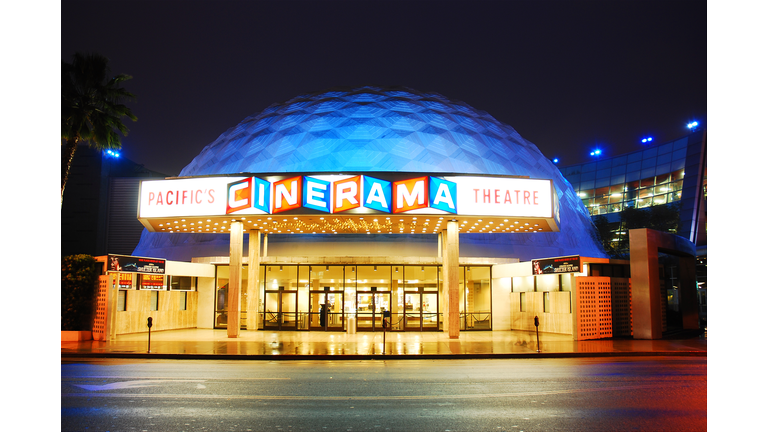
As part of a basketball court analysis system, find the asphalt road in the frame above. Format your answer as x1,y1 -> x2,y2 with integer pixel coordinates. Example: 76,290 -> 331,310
61,357 -> 706,431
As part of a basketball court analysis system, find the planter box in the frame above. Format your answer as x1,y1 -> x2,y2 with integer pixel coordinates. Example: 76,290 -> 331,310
61,330 -> 92,341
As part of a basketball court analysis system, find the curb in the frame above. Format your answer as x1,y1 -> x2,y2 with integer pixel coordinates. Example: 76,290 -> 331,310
61,351 -> 707,361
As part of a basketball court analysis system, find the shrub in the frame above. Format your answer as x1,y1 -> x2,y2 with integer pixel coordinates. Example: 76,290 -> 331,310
61,254 -> 99,331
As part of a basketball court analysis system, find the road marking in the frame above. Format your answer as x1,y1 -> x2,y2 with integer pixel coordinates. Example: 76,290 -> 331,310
73,379 -> 206,391
62,376 -> 290,380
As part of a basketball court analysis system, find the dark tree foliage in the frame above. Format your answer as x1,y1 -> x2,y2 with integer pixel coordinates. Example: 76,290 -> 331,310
61,52 -> 137,203
61,254 -> 100,331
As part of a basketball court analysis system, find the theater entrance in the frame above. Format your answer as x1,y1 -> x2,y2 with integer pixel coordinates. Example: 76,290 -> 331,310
403,287 -> 439,331
309,289 -> 344,331
264,288 -> 298,330
356,288 -> 390,331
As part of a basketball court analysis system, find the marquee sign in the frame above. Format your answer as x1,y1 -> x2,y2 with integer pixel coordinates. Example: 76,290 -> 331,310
137,173 -> 559,233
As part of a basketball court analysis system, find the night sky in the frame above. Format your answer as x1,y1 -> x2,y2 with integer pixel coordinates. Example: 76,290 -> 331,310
61,0 -> 707,177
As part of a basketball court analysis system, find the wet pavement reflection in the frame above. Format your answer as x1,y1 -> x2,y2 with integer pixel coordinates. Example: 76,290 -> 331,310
61,328 -> 707,358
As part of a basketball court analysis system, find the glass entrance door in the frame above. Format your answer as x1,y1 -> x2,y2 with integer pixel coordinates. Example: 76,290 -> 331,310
422,292 -> 439,330
403,290 -> 421,331
403,289 -> 439,331
264,290 -> 298,330
310,291 -> 344,331
356,291 -> 390,331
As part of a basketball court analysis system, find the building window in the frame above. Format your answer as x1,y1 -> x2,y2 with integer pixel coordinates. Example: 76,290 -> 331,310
170,276 -> 196,291
118,290 -> 127,311
543,292 -> 550,313
179,291 -> 187,311
580,168 -> 685,216
520,292 -> 526,312
150,291 -> 159,311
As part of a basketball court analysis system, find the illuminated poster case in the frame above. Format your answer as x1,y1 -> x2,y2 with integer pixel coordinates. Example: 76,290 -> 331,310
532,255 -> 581,274
107,254 -> 166,274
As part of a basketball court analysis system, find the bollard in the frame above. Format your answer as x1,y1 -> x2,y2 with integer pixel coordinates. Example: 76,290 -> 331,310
147,317 -> 153,353
534,315 -> 540,353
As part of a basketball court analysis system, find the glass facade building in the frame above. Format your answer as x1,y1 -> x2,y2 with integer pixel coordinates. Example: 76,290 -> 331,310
559,130 -> 707,325
558,130 -> 706,249
560,132 -> 705,220
212,264 -> 492,332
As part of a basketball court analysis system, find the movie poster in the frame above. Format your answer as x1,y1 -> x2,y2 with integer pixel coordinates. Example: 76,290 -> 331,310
532,255 -> 580,274
108,254 -> 166,274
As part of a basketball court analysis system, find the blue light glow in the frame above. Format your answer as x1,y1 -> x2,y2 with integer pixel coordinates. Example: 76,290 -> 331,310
105,150 -> 120,158
641,137 -> 653,143
687,121 -> 699,129
552,158 -> 559,164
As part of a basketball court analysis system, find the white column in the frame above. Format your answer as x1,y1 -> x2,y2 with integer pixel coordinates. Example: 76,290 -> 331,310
247,229 -> 261,331
228,221 -> 244,338
443,220 -> 460,338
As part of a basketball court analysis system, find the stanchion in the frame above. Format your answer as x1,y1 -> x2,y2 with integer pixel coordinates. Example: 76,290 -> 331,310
534,315 -> 540,353
382,311 -> 390,356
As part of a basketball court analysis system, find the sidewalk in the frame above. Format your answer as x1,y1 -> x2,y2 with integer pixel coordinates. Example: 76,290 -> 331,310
61,328 -> 707,360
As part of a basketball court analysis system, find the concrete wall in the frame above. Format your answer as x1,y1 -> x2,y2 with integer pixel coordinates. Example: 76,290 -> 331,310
166,260 -> 216,278
492,277 -> 511,330
509,291 -> 573,334
629,228 -> 699,339
116,290 -> 198,334
196,277 -> 216,329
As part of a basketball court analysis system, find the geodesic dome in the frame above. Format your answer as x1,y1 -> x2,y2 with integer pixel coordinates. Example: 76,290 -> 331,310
134,85 -> 605,261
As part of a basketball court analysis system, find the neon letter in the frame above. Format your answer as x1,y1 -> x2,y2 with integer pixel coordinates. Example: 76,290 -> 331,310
393,177 -> 428,213
273,176 -> 302,213
333,176 -> 361,213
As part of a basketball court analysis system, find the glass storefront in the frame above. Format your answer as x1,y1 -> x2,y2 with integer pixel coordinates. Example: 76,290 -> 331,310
308,265 -> 345,331
214,264 -> 492,332
214,265 -> 249,329
263,265 -> 299,330
461,266 -> 492,330
399,265 -> 439,331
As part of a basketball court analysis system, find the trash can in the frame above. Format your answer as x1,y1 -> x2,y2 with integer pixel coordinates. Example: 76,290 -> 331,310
347,316 -> 356,334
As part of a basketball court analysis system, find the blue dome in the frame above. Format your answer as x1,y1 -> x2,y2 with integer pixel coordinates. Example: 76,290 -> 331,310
135,86 -> 606,261
180,86 -> 543,177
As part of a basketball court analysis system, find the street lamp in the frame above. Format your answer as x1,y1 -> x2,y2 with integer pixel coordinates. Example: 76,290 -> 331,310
687,121 -> 699,130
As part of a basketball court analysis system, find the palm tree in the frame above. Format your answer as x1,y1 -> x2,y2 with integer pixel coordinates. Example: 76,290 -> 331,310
61,52 -> 137,203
